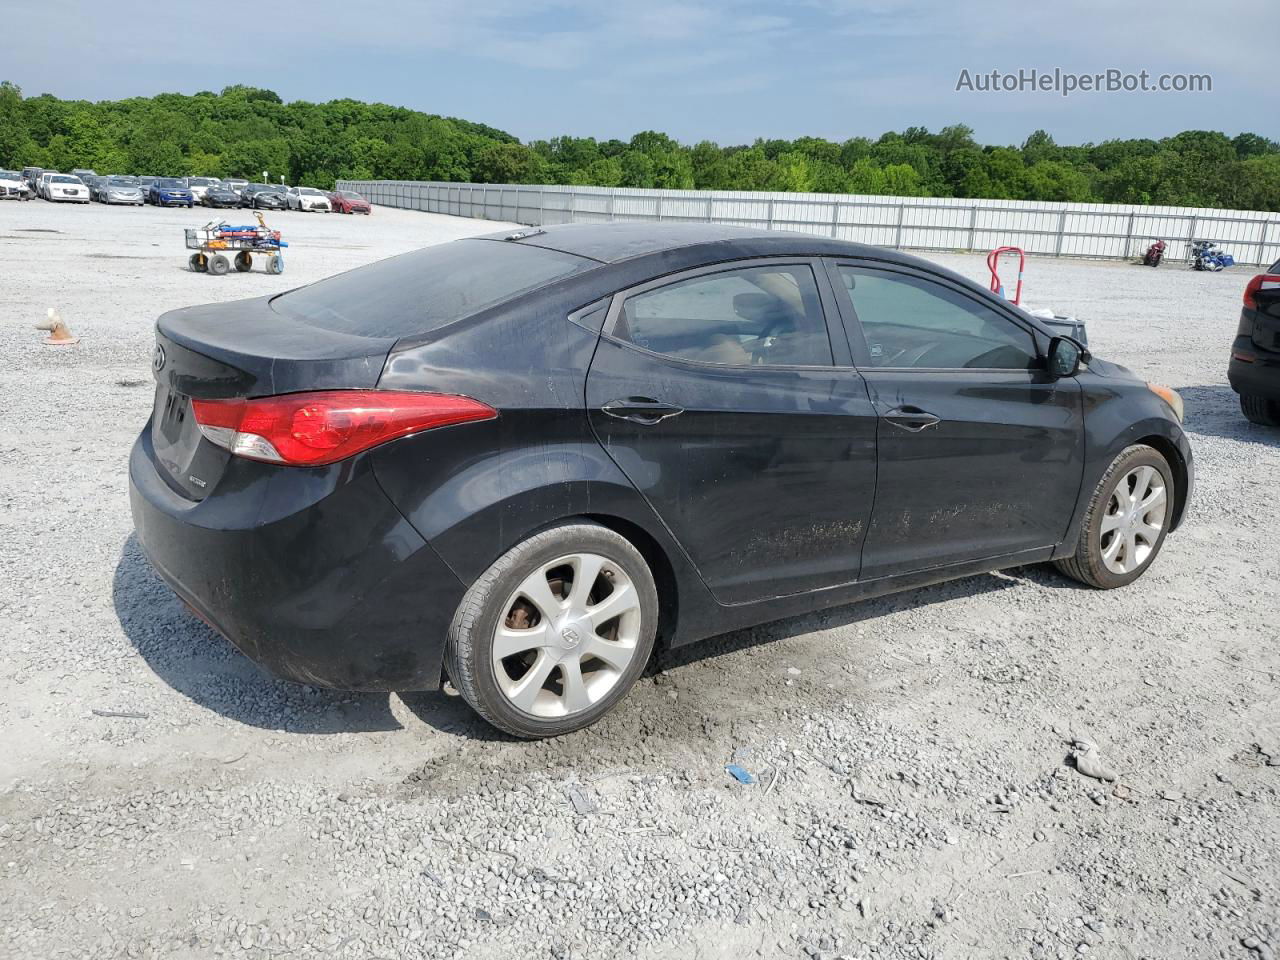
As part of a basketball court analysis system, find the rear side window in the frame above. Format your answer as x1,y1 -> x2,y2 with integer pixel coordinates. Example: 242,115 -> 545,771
836,266 -> 1037,370
271,239 -> 594,337
613,264 -> 832,367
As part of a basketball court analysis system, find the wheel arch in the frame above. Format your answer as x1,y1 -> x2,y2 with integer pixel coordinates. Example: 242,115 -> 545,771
581,512 -> 681,650
1134,432 -> 1190,531
1056,404 -> 1194,559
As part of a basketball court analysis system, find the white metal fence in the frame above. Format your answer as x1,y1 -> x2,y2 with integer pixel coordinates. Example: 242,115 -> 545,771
337,179 -> 1280,267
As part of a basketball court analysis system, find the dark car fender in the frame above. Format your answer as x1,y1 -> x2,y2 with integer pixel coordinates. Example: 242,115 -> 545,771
1052,375 -> 1194,560
370,425 -> 718,649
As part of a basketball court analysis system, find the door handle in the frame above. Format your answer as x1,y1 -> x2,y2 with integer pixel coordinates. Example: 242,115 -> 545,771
884,405 -> 940,432
601,397 -> 685,425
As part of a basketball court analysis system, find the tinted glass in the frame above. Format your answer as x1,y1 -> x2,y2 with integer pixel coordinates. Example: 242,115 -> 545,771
614,264 -> 832,366
270,239 -> 594,337
51,175 -> 80,183
837,266 -> 1037,370
157,178 -> 185,188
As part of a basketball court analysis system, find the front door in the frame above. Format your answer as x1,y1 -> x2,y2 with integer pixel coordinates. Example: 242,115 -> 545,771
827,260 -> 1085,579
585,259 -> 878,605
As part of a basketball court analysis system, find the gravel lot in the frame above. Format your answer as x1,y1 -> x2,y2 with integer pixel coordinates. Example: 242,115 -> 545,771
1,200 -> 1277,960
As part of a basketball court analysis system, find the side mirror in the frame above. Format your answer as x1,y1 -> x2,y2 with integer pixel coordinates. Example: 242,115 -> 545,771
1047,336 -> 1089,378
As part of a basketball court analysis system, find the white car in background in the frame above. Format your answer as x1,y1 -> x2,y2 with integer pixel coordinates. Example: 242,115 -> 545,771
0,169 -> 33,200
43,173 -> 90,203
287,186 -> 331,212
185,177 -> 220,202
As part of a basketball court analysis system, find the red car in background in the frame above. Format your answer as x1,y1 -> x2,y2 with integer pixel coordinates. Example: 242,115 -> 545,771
328,189 -> 372,214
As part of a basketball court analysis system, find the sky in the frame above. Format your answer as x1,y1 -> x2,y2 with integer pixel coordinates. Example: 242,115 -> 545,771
4,0 -> 1275,146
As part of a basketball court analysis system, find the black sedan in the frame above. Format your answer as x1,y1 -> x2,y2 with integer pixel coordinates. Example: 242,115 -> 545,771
1228,260 -> 1280,425
239,183 -> 288,210
129,224 -> 1193,738
201,184 -> 242,209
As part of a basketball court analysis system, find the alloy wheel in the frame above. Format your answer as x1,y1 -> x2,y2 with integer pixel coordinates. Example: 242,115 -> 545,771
492,553 -> 642,718
1099,465 -> 1167,575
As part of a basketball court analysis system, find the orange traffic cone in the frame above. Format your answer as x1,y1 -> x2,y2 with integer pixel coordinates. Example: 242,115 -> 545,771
36,307 -> 79,345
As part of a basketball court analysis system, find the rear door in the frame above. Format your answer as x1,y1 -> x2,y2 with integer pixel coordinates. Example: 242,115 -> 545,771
826,259 -> 1084,579
585,258 -> 878,605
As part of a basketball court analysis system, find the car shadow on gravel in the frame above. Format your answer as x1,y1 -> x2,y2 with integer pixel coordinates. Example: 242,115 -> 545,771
109,534 -> 1035,743
1179,383 -> 1280,446
112,535 -> 405,734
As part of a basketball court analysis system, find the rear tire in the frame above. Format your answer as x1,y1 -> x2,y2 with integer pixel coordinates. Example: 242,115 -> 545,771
1054,444 -> 1174,589
1240,393 -> 1280,426
208,254 -> 230,276
445,523 -> 659,739
267,256 -> 283,275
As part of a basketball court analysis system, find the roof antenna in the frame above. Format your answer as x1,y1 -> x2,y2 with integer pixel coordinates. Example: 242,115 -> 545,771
503,228 -> 546,242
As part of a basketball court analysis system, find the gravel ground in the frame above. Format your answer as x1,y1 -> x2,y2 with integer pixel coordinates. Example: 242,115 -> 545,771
1,200 -> 1277,960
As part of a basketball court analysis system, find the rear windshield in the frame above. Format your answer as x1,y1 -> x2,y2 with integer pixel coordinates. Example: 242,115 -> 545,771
270,239 -> 594,337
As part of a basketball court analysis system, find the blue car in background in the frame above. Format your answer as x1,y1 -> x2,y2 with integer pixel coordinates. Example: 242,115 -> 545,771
147,177 -> 194,208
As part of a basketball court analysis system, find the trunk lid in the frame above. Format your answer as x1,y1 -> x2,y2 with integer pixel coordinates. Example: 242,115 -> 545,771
150,295 -> 397,500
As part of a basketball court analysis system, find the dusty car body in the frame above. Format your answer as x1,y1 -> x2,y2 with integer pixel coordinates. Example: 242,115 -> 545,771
129,224 -> 1193,737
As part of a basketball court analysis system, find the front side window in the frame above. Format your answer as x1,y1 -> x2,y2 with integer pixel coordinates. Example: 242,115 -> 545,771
614,264 -> 832,367
836,265 -> 1037,370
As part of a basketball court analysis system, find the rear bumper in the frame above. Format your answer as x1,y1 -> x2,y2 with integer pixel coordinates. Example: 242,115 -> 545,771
1228,338 -> 1280,401
128,428 -> 465,691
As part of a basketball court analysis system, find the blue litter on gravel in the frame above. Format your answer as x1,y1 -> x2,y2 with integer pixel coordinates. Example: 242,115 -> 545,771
725,764 -> 757,785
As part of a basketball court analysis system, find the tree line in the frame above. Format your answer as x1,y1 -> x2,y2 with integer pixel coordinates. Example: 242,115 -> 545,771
2,82 -> 1278,211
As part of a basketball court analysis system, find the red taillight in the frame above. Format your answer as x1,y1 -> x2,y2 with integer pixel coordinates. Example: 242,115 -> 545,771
1243,274 -> 1280,310
191,390 -> 497,466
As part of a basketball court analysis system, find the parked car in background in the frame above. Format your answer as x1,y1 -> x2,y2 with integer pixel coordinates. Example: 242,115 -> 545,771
148,178 -> 195,207
287,186 -> 331,212
185,177 -> 220,202
138,176 -> 158,196
71,168 -> 97,180
128,223 -> 1194,738
84,175 -> 108,201
1229,259 -> 1280,426
328,189 -> 371,214
200,183 -> 242,208
0,169 -> 34,200
43,173 -> 90,203
22,166 -> 44,192
35,172 -> 56,198
223,179 -> 248,197
239,183 -> 288,210
99,176 -> 145,206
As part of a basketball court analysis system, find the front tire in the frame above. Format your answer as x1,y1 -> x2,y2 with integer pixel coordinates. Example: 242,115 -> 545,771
1054,444 -> 1174,589
446,523 -> 659,739
1240,393 -> 1280,426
